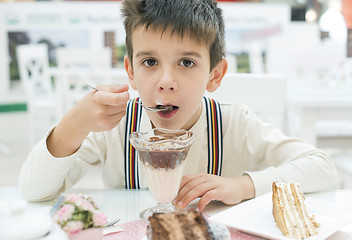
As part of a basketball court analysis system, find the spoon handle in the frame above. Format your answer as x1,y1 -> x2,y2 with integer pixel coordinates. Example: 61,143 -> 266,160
86,84 -> 171,112
86,84 -> 98,91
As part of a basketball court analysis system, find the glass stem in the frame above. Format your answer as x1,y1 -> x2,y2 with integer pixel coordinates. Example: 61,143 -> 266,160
154,202 -> 174,213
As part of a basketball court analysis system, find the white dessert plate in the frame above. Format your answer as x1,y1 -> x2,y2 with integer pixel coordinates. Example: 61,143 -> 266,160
209,192 -> 352,240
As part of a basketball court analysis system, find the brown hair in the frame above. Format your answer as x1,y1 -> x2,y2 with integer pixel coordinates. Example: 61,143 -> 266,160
121,0 -> 225,71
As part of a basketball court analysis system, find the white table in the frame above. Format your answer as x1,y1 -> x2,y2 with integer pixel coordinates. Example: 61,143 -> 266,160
1,187 -> 352,239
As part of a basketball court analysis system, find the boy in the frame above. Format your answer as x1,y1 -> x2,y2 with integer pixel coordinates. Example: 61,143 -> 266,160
19,0 -> 337,211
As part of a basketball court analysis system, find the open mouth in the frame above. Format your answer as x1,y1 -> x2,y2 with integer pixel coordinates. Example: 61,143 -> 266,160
156,105 -> 179,118
156,105 -> 178,113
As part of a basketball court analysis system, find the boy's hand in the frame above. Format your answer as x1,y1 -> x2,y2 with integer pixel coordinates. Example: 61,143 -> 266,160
173,173 -> 255,211
71,84 -> 129,133
47,84 -> 129,157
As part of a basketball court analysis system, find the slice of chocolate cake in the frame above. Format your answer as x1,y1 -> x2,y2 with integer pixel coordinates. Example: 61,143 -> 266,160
147,210 -> 214,240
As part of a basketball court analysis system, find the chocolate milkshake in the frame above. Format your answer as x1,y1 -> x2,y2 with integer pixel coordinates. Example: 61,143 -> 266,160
130,128 -> 195,205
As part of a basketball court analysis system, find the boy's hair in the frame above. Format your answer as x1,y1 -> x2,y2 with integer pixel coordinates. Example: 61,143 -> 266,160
121,0 -> 225,71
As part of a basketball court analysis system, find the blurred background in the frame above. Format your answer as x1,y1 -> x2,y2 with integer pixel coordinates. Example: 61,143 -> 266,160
0,0 -> 352,189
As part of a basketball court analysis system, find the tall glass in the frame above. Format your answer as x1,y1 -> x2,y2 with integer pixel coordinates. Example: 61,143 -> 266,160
129,128 -> 195,219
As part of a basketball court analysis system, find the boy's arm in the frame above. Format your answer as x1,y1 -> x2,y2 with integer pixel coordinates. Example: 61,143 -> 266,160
47,84 -> 129,157
18,130 -> 106,201
237,107 -> 337,197
19,84 -> 129,201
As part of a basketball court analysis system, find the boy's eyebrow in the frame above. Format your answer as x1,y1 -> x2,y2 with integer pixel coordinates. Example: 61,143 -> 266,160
135,51 -> 202,58
135,51 -> 154,58
181,51 -> 202,58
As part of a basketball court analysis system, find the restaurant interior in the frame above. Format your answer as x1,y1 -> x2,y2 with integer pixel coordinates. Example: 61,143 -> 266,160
1,0 -> 352,239
0,0 -> 351,189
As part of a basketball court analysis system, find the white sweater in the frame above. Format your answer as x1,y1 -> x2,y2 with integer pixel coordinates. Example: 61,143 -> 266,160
19,100 -> 337,201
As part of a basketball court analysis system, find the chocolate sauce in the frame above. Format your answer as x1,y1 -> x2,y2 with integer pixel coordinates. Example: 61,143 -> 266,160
130,128 -> 194,170
138,149 -> 188,170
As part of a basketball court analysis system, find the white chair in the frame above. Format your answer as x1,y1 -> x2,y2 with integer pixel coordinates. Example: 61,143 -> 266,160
226,54 -> 238,73
0,140 -> 11,156
205,73 -> 287,132
17,44 -> 60,146
56,47 -> 112,114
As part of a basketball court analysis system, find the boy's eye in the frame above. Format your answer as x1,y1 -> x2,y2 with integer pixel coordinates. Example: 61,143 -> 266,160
142,59 -> 158,67
180,59 -> 195,68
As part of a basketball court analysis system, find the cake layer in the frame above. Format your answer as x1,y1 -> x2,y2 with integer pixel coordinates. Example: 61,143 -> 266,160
147,210 -> 214,240
272,181 -> 319,239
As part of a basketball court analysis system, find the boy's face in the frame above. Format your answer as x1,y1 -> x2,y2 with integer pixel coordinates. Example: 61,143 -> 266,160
125,27 -> 226,130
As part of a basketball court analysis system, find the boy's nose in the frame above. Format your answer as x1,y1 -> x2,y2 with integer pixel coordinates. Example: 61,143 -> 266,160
158,68 -> 177,91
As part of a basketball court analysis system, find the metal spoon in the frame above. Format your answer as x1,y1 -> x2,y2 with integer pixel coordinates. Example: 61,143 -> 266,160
105,218 -> 121,228
86,84 -> 173,112
49,195 -> 65,217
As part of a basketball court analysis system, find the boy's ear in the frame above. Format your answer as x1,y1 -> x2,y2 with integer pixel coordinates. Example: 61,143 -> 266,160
124,55 -> 137,90
206,59 -> 228,92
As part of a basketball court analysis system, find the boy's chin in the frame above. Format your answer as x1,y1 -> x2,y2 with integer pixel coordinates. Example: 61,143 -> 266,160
151,120 -> 185,131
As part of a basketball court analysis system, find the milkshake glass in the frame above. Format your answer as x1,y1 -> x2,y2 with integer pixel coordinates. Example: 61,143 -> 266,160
129,128 -> 195,219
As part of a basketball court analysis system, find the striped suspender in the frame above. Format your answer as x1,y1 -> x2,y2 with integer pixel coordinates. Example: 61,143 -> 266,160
204,96 -> 223,176
124,97 -> 142,189
124,97 -> 223,189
